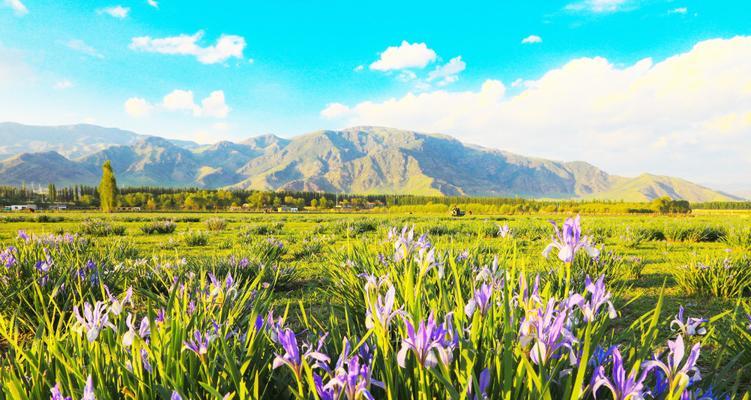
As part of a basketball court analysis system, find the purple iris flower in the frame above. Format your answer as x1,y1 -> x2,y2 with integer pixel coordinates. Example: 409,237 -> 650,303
0,246 -> 16,268
141,348 -> 153,373
592,347 -> 651,400
155,308 -> 166,324
105,286 -> 133,316
82,375 -> 95,400
365,285 -> 402,330
643,335 -> 702,390
465,283 -> 493,318
49,383 -> 72,400
123,313 -> 150,347
314,374 -> 338,400
515,273 -> 542,310
317,338 -> 383,400
519,298 -> 577,366
17,230 -> 30,242
397,312 -> 456,369
542,215 -> 599,263
467,368 -> 490,400
568,275 -> 617,322
272,328 -> 331,378
73,301 -> 115,342
497,224 -> 511,238
671,306 -> 707,337
171,391 -> 183,400
589,345 -> 617,368
457,250 -> 470,262
183,329 -> 211,357
390,225 -> 431,263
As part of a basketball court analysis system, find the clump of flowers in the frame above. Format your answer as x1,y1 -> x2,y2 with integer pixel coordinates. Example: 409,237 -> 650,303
397,312 -> 457,369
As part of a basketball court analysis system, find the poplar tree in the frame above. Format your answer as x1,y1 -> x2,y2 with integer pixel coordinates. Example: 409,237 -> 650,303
99,160 -> 118,212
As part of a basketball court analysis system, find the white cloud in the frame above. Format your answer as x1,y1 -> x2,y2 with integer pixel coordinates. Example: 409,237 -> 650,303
125,89 -> 230,118
98,5 -> 129,18
522,35 -> 543,44
396,70 -> 417,82
147,0 -> 158,8
670,7 -> 688,14
427,56 -> 466,86
199,91 -> 230,118
124,97 -> 153,118
565,0 -> 630,13
53,80 -> 73,90
370,41 -> 437,71
162,89 -> 199,113
320,103 -> 351,119
129,31 -> 246,64
321,36 -> 751,183
3,0 -> 27,15
64,39 -> 104,59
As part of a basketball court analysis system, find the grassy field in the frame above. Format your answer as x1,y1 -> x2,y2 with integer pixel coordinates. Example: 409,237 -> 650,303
0,210 -> 750,398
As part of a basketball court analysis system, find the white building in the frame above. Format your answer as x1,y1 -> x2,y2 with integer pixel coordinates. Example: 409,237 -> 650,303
9,204 -> 38,211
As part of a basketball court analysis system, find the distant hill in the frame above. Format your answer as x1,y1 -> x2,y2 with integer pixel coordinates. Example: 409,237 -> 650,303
0,123 -> 742,202
0,122 -> 198,160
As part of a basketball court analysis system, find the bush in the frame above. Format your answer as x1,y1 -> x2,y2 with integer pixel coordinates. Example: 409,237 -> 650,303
140,220 -> 177,235
723,227 -> 751,250
79,218 -> 126,237
34,214 -> 64,223
182,230 -> 209,246
205,217 -> 228,231
664,224 -> 726,242
675,254 -> 751,298
175,216 -> 201,223
240,222 -> 284,239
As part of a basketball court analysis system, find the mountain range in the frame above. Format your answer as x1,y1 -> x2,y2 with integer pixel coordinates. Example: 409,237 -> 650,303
0,122 -> 742,202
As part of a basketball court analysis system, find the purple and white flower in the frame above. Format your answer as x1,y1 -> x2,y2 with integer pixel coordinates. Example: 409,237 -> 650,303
542,215 -> 599,263
671,306 -> 707,337
73,301 -> 115,342
592,347 -> 651,400
397,312 -> 456,369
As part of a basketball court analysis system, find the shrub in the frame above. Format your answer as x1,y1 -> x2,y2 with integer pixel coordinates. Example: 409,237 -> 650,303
182,230 -> 209,246
34,214 -> 64,223
664,224 -> 726,242
674,254 -> 751,298
79,218 -> 126,237
723,227 -> 751,250
140,220 -> 177,235
205,217 -> 228,231
175,216 -> 201,223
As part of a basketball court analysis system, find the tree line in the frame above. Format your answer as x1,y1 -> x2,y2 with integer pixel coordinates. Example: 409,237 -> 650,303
0,161 -> 733,214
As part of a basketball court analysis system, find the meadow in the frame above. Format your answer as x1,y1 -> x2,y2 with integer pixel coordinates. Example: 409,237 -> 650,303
0,210 -> 750,399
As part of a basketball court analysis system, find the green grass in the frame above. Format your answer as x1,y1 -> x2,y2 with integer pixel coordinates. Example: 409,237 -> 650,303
1,210 -> 746,320
1,209 -> 750,398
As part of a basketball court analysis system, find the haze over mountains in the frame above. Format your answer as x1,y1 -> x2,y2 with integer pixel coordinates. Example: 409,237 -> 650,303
0,122 -> 742,202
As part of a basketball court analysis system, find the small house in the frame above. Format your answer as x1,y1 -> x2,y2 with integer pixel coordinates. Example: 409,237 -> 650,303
9,204 -> 38,211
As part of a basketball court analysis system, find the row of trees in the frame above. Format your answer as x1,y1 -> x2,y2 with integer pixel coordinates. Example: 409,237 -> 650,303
0,161 -> 725,214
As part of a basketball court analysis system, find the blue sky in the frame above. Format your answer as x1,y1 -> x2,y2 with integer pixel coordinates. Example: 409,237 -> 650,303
1,0 -> 750,188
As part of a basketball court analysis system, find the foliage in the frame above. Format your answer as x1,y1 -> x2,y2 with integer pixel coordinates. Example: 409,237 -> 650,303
140,220 -> 177,235
205,217 -> 228,231
182,230 -> 209,246
675,254 -> 751,298
79,218 -> 127,237
98,160 -> 118,213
